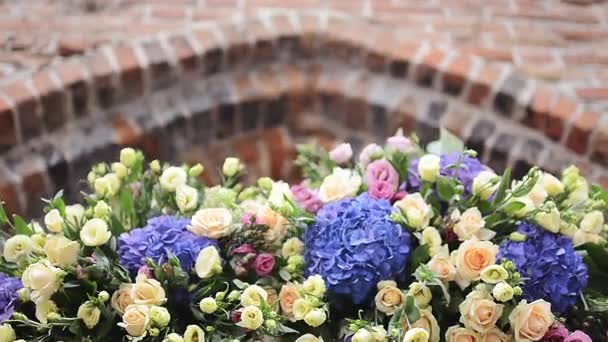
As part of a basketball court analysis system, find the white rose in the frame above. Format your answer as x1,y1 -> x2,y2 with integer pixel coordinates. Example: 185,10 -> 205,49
352,329 -> 373,342
407,282 -> 432,308
111,162 -> 128,179
534,207 -> 561,233
80,219 -> 111,247
281,237 -> 304,258
304,309 -> 326,327
35,299 -> 58,324
188,208 -> 232,238
580,211 -> 604,233
22,261 -> 62,303
394,193 -> 433,230
222,157 -> 242,177
241,285 -> 268,307
302,275 -> 326,297
295,334 -> 322,342
492,282 -> 514,302
175,184 -> 199,213
3,235 -> 33,262
77,302 -> 101,329
159,166 -> 187,192
329,143 -> 353,164
119,304 -> 150,337
318,168 -> 362,203
540,172 -> 564,196
195,246 -> 222,279
418,155 -> 441,183
453,208 -> 494,241
238,306 -> 264,330
94,173 -> 121,197
199,297 -> 218,314
473,171 -> 499,200
184,325 -> 205,342
44,235 -> 80,266
65,204 -> 85,226
421,227 -> 442,251
403,328 -> 429,342
44,209 -> 64,233
572,230 -> 603,247
269,181 -> 293,208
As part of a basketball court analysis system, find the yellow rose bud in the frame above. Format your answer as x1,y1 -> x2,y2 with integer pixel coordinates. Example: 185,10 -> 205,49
120,148 -> 137,168
407,282 -> 432,308
111,162 -> 128,179
94,173 -> 120,198
303,309 -> 326,327
93,201 -> 111,220
0,324 -> 16,342
292,298 -> 312,320
540,172 -> 564,196
492,282 -> 514,302
80,219 -> 111,247
189,163 -> 204,177
98,291 -> 109,303
44,209 -> 64,233
480,265 -> 509,284
580,211 -> 604,234
238,306 -> 264,330
149,306 -> 171,328
175,184 -> 199,213
160,166 -> 187,192
77,302 -> 101,329
282,238 -> 305,258
195,246 -> 222,279
199,297 -> 218,314
222,157 -> 242,177
240,285 -> 268,307
184,325 -> 205,342
302,275 -> 326,297
417,154 -> 440,183
150,160 -> 161,173
3,235 -> 33,262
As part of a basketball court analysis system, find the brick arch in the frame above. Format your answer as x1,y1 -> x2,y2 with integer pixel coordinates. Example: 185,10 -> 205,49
0,10 -> 606,218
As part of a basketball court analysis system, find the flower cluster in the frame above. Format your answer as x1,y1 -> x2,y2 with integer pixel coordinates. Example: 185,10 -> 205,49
498,222 -> 588,313
118,215 -> 217,272
304,193 -> 412,304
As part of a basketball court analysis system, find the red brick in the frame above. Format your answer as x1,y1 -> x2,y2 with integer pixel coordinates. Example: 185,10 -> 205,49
149,6 -> 187,20
192,27 -> 220,50
113,45 -> 144,94
58,35 -> 101,57
2,81 -> 41,141
261,128 -> 289,178
0,97 -> 17,148
576,87 -> 608,101
591,123 -> 608,166
269,13 -> 297,36
415,48 -> 447,86
57,59 -> 88,87
111,115 -> 140,145
526,87 -> 553,129
545,96 -> 577,141
566,111 -> 599,154
168,34 -> 198,71
0,181 -> 21,216
442,56 -> 473,95
468,64 -> 502,105
31,71 -> 67,132
87,51 -> 114,85
463,47 -> 513,63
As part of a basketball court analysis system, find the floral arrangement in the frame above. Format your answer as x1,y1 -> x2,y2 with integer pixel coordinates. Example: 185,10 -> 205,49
0,129 -> 607,342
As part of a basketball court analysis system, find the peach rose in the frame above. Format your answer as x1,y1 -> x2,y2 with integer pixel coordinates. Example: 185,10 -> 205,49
258,206 -> 288,243
119,304 -> 149,337
509,300 -> 554,342
453,208 -> 495,241
428,245 -> 456,282
453,240 -> 499,288
446,326 -> 481,342
481,328 -> 511,342
131,276 -> 166,306
111,284 -> 134,315
189,208 -> 233,239
374,281 -> 405,316
279,283 -> 301,321
459,289 -> 504,333
403,308 -> 440,342
264,286 -> 279,312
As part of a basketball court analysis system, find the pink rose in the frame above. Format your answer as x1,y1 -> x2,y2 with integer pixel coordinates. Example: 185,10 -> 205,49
364,159 -> 399,190
137,265 -> 153,279
232,244 -> 256,255
291,184 -> 324,214
543,325 -> 569,342
253,253 -> 275,276
565,331 -> 592,342
386,135 -> 413,153
368,180 -> 395,200
329,143 -> 353,164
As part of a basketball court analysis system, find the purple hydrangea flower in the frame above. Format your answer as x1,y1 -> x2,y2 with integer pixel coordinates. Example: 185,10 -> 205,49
0,272 -> 22,323
407,153 -> 487,195
304,193 -> 412,304
118,215 -> 217,273
498,222 -> 588,313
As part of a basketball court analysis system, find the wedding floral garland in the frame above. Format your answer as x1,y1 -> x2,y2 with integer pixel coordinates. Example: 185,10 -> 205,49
0,130 -> 606,342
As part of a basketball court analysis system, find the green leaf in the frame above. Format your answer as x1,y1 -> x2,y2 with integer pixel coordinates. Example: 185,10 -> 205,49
427,128 -> 465,155
582,243 -> 608,271
503,201 -> 526,215
233,279 -> 248,289
409,245 -> 431,273
12,215 -> 33,236
404,295 -> 421,324
279,269 -> 292,281
0,202 -> 7,224
119,188 -> 135,215
436,176 -> 456,201
493,168 -> 511,205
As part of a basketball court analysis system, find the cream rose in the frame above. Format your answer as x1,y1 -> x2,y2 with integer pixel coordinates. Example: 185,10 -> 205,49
241,285 -> 268,307
459,289 -> 504,333
407,282 -> 432,308
195,246 -> 222,279
534,207 -> 561,234
421,227 -> 442,254
44,235 -> 80,266
374,281 -> 405,315
35,299 -> 58,324
279,283 -> 301,321
44,209 -> 64,233
111,284 -> 134,315
184,325 -> 205,342
318,167 -> 362,203
404,308 -> 440,342
394,193 -> 433,230
119,304 -> 150,337
473,171 -> 499,200
22,261 -> 62,304
282,238 -> 305,258
131,276 -> 166,306
295,334 -> 322,342
238,305 -> 264,330
258,206 -> 288,243
3,235 -> 33,262
65,204 -> 86,226
77,302 -> 101,329
453,208 -> 494,241
418,154 -> 441,183
189,208 -> 232,239
572,230 -> 603,247
453,240 -> 499,288
269,180 -> 294,208
481,328 -> 511,342
80,219 -> 111,247
428,245 -> 456,282
175,184 -> 199,213
539,172 -> 564,197
445,326 -> 481,342
580,210 -> 604,233
509,300 -> 553,342
302,275 -> 326,297
0,324 -> 16,342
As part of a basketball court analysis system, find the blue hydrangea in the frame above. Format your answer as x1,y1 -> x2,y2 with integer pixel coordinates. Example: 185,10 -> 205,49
304,193 -> 412,304
407,153 -> 487,195
0,272 -> 22,323
498,222 -> 588,313
118,215 -> 217,273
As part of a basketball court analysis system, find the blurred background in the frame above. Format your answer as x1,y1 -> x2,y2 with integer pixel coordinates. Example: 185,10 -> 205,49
0,0 -> 607,224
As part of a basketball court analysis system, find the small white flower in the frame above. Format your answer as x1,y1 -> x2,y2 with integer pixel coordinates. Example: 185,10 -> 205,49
540,172 -> 564,197
3,235 -> 33,262
195,246 -> 222,279
580,210 -> 604,234
402,328 -> 429,342
472,171 -> 499,200
80,219 -> 111,247
417,154 -> 441,183
222,157 -> 242,177
175,184 -> 199,213
159,166 -> 187,192
492,282 -> 514,302
120,148 -> 137,168
318,168 -> 362,203
268,180 -> 293,208
535,207 -> 561,233
65,204 -> 85,226
44,209 -> 64,233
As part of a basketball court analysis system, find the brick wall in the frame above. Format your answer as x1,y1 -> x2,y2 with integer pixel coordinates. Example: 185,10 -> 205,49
0,0 -> 607,219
